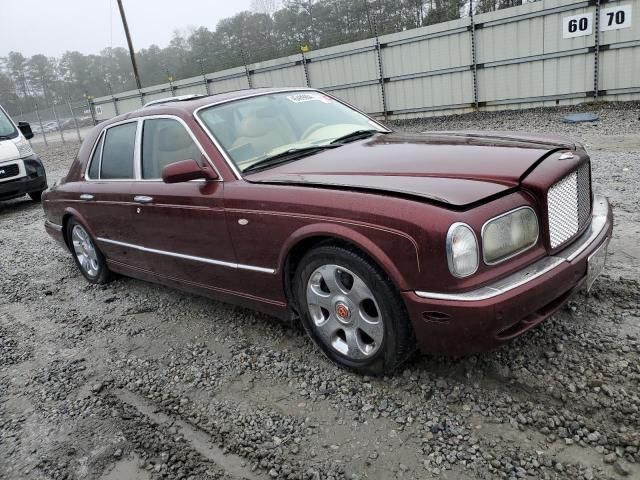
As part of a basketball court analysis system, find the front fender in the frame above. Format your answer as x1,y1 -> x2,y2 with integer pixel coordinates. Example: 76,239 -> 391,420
278,221 -> 419,291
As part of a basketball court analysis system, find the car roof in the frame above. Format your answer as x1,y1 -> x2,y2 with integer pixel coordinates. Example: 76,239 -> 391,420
100,87 -> 317,128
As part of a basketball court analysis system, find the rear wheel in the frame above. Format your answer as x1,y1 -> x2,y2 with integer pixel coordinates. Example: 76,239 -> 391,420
67,219 -> 112,284
294,245 -> 415,375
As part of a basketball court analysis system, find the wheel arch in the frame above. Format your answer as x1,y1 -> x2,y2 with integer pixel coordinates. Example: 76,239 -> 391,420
280,223 -> 411,314
61,208 -> 98,250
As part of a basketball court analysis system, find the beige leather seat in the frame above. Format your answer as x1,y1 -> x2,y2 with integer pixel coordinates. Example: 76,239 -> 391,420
145,125 -> 200,178
230,109 -> 297,158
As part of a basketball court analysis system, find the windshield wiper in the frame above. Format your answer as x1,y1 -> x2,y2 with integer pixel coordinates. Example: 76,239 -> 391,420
329,129 -> 382,144
0,135 -> 14,140
243,145 -> 341,174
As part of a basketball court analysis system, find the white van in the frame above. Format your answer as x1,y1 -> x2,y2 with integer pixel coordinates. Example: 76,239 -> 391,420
0,105 -> 47,201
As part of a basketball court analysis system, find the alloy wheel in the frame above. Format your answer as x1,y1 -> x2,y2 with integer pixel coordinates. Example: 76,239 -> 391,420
71,224 -> 100,277
306,264 -> 384,360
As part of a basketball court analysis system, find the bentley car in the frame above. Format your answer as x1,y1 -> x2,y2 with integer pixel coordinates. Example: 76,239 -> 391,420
42,88 -> 613,375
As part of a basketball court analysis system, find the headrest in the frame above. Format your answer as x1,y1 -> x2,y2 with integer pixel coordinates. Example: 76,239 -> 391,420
236,109 -> 278,138
157,125 -> 194,152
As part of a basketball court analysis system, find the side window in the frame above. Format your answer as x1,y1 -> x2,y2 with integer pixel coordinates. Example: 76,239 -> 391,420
101,122 -> 137,179
141,118 -> 202,179
87,133 -> 104,179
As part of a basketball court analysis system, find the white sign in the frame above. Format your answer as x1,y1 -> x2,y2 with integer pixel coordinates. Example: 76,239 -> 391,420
95,105 -> 103,115
600,5 -> 632,31
563,12 -> 593,38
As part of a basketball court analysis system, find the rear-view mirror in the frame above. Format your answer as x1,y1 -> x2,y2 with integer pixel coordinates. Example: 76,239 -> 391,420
17,121 -> 34,139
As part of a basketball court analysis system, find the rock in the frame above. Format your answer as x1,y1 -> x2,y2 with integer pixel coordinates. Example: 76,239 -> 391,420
613,460 -> 631,476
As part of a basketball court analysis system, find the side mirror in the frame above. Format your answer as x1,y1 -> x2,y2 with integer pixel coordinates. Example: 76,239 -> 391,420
162,159 -> 218,184
17,121 -> 34,140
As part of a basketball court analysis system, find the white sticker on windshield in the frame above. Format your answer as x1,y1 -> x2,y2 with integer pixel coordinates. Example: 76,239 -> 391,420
287,93 -> 331,103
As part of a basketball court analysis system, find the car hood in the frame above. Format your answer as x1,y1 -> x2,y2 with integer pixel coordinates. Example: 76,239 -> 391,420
245,131 -> 576,207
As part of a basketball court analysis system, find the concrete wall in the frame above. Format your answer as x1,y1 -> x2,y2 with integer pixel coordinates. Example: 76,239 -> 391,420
93,0 -> 640,121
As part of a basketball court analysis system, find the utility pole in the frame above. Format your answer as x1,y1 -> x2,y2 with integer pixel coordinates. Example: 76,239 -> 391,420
116,0 -> 142,90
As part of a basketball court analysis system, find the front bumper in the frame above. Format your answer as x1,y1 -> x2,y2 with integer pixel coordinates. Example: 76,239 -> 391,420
0,156 -> 47,200
404,196 -> 613,355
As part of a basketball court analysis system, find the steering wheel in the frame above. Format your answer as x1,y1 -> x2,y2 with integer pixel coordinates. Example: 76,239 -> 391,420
301,123 -> 325,140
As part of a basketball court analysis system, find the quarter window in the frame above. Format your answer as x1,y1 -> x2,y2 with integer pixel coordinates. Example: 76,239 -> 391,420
141,118 -> 201,179
87,133 -> 104,179
100,122 -> 137,179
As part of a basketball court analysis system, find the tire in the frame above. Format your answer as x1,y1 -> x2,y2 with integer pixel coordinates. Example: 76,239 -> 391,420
66,219 -> 112,284
294,244 -> 415,375
29,190 -> 44,202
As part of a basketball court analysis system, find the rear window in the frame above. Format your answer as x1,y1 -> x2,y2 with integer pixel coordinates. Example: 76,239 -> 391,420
100,122 -> 137,179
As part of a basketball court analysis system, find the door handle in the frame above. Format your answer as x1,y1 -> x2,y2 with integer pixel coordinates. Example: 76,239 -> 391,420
133,195 -> 153,204
79,194 -> 94,201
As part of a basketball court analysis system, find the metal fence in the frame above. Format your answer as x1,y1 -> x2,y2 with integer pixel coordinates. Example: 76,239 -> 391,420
92,0 -> 640,121
11,98 -> 96,146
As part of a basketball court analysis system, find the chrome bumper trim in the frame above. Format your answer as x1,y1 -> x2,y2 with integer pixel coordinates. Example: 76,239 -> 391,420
97,237 -> 276,274
44,219 -> 63,232
415,196 -> 610,302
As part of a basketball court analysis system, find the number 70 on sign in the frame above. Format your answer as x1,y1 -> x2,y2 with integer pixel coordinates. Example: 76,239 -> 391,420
563,5 -> 632,39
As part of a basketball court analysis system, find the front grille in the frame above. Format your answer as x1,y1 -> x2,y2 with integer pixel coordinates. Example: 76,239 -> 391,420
0,163 -> 20,180
547,162 -> 592,248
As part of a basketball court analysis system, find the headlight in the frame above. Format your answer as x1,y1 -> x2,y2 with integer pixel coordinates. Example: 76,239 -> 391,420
446,222 -> 479,277
482,207 -> 539,264
14,137 -> 34,158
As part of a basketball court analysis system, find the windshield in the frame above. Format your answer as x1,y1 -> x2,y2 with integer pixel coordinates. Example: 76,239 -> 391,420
197,91 -> 386,172
0,106 -> 18,138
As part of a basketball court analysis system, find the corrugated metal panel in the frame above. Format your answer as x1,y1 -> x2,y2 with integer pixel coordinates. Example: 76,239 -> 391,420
478,61 -> 545,102
308,49 -> 377,88
252,65 -> 306,88
328,85 -> 383,114
600,46 -> 640,91
387,71 -> 474,111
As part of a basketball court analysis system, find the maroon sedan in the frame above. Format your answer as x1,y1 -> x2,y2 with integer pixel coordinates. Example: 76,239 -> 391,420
43,88 -> 612,375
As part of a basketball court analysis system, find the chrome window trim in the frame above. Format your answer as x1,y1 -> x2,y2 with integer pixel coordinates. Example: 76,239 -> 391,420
481,206 -> 539,266
85,118 -> 139,181
138,114 -> 223,182
85,115 -> 223,182
85,130 -> 104,181
193,88 -> 390,180
97,237 -> 275,274
446,222 -> 479,278
416,196 -> 609,302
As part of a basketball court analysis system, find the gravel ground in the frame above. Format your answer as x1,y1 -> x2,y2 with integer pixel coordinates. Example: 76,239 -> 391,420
1,102 -> 639,480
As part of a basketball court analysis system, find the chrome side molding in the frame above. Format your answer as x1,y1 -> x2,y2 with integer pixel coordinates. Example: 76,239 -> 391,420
96,237 -> 276,274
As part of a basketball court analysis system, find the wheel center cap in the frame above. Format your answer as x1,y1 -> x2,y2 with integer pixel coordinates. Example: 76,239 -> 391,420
335,302 -> 351,322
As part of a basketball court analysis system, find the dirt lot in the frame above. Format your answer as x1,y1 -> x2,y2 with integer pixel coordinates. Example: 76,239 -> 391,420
1,102 -> 639,480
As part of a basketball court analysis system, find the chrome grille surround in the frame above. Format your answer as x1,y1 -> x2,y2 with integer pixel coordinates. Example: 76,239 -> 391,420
547,162 -> 591,249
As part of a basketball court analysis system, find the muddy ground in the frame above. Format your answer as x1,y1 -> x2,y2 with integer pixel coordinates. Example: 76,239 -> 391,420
1,102 -> 639,480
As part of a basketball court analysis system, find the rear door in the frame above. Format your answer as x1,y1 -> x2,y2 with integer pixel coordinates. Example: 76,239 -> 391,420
77,120 -> 139,266
124,115 -> 238,290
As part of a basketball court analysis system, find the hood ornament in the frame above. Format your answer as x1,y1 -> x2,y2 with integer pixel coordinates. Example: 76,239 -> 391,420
559,152 -> 574,160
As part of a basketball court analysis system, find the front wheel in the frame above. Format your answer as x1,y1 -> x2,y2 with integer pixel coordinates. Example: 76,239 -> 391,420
67,219 -> 112,284
28,190 -> 44,202
294,245 -> 415,375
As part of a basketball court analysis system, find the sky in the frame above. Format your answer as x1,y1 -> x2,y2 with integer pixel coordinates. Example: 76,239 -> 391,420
0,0 -> 253,58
